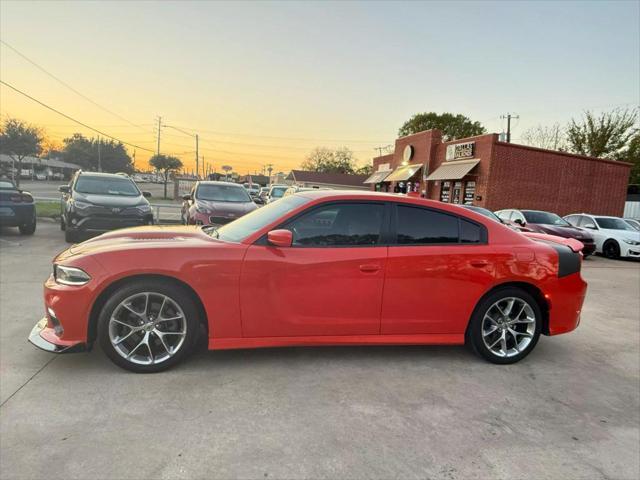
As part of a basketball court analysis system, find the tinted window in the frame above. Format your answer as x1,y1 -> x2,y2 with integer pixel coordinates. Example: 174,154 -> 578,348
523,210 -> 570,226
216,195 -> 309,243
196,184 -> 251,202
595,217 -> 635,231
287,203 -> 384,247
75,176 -> 139,196
460,219 -> 482,243
396,206 -> 458,244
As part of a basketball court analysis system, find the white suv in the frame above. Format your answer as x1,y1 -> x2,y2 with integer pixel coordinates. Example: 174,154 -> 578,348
564,213 -> 640,259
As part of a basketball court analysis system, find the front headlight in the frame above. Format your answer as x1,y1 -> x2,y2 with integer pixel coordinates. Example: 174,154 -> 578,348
136,204 -> 152,213
54,265 -> 91,286
623,238 -> 640,245
72,200 -> 92,210
195,204 -> 211,214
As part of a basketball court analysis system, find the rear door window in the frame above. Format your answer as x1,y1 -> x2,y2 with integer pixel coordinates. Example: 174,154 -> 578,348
395,206 -> 459,244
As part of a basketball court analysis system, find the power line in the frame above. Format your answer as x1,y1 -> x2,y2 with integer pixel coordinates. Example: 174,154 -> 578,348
0,80 -> 155,152
0,40 -> 152,133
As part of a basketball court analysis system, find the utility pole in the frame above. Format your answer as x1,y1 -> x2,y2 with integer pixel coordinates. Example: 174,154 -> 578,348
195,134 -> 199,179
266,163 -> 274,184
202,156 -> 205,179
500,113 -> 519,143
156,116 -> 162,156
97,135 -> 102,172
132,149 -> 136,171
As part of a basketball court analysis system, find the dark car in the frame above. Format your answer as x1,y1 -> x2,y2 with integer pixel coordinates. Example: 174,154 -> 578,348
60,172 -> 153,243
496,209 -> 596,257
0,178 -> 36,235
181,181 -> 258,226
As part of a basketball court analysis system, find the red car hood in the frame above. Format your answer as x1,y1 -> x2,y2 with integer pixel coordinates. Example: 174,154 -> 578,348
62,225 -> 219,258
522,232 -> 584,253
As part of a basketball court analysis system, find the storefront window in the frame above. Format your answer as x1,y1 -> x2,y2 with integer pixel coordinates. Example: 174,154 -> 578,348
463,181 -> 476,205
440,181 -> 451,202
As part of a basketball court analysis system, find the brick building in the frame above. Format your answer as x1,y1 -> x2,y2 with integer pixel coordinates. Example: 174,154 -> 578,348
365,130 -> 631,216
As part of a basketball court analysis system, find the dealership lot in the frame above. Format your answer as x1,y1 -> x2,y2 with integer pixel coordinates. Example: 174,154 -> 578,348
0,222 -> 638,479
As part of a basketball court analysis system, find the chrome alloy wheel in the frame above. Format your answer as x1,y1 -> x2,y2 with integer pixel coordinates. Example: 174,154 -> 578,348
108,292 -> 187,365
481,297 -> 536,358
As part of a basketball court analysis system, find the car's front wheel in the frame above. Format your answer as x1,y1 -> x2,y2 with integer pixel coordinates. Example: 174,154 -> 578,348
97,279 -> 200,373
19,212 -> 36,235
603,240 -> 620,259
467,287 -> 542,364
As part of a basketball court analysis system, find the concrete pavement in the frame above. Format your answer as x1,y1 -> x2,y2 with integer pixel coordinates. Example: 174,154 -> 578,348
0,222 -> 638,479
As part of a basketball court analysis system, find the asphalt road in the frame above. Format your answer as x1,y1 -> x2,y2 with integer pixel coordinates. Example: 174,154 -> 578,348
1,222 -> 639,480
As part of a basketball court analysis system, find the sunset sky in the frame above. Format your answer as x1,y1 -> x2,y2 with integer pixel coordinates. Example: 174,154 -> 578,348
1,0 -> 638,174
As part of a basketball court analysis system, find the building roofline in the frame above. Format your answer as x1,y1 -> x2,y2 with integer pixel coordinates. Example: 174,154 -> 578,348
495,141 -> 633,167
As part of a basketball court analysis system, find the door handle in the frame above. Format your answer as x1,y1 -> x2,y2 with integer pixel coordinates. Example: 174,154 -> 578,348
470,260 -> 489,268
359,264 -> 381,273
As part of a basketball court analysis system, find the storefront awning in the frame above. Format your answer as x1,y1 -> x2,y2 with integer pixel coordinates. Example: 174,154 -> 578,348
425,159 -> 480,181
363,170 -> 393,184
385,164 -> 422,182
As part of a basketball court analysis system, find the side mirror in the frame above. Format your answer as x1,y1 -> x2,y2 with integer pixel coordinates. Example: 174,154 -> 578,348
584,223 -> 597,230
254,197 -> 265,205
59,185 -> 70,194
267,229 -> 293,247
182,194 -> 191,201
142,191 -> 152,198
514,218 -> 525,227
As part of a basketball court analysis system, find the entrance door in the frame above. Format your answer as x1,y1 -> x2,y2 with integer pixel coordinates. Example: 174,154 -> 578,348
381,204 -> 497,335
240,202 -> 389,337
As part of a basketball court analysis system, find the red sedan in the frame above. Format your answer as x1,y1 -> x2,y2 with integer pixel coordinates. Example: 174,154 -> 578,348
29,191 -> 587,373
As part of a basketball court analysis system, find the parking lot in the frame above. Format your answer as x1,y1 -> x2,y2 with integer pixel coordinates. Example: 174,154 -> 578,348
0,221 -> 638,480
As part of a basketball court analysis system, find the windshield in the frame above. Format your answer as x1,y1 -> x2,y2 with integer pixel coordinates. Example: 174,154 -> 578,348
464,206 -> 501,223
196,184 -> 251,202
595,217 -> 635,231
523,210 -> 570,226
0,180 -> 16,189
215,195 -> 309,242
270,186 -> 287,198
75,176 -> 140,196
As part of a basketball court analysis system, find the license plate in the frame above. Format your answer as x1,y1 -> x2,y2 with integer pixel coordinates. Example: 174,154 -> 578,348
0,207 -> 15,217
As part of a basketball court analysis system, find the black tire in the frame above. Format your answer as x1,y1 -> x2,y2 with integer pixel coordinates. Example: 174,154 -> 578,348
466,287 -> 542,365
603,240 -> 620,259
97,279 -> 201,373
64,228 -> 79,243
60,216 -> 66,231
19,213 -> 36,235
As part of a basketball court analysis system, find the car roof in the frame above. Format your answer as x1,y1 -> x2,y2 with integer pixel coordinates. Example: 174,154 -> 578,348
78,171 -> 131,178
197,181 -> 243,187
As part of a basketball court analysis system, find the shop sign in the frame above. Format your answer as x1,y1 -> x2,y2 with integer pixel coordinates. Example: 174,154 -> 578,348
464,181 -> 476,205
377,163 -> 390,172
446,142 -> 475,161
440,181 -> 451,203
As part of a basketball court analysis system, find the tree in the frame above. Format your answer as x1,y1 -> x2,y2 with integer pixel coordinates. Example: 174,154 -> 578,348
61,133 -> 133,173
355,163 -> 373,176
0,118 -> 43,187
615,132 -> 640,185
301,147 -> 357,174
398,112 -> 486,141
566,108 -> 637,159
149,154 -> 183,198
520,123 -> 567,151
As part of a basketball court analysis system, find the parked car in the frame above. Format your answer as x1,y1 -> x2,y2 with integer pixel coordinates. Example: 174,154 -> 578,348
60,171 -> 153,243
258,186 -> 270,202
564,213 -> 640,259
496,209 -> 596,257
623,218 -> 640,231
282,186 -> 316,197
461,205 -> 504,224
28,191 -> 587,373
0,178 -> 36,235
266,184 -> 289,203
181,181 -> 258,226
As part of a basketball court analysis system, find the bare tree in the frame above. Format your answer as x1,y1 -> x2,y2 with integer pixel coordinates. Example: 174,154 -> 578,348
520,123 -> 567,151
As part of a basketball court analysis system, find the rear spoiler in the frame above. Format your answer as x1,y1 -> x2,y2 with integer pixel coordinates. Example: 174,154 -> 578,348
522,232 -> 584,254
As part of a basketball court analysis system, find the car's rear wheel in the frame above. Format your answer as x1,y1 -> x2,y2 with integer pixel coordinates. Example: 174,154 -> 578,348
603,240 -> 620,259
19,212 -> 36,235
467,287 -> 542,364
97,279 -> 200,373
